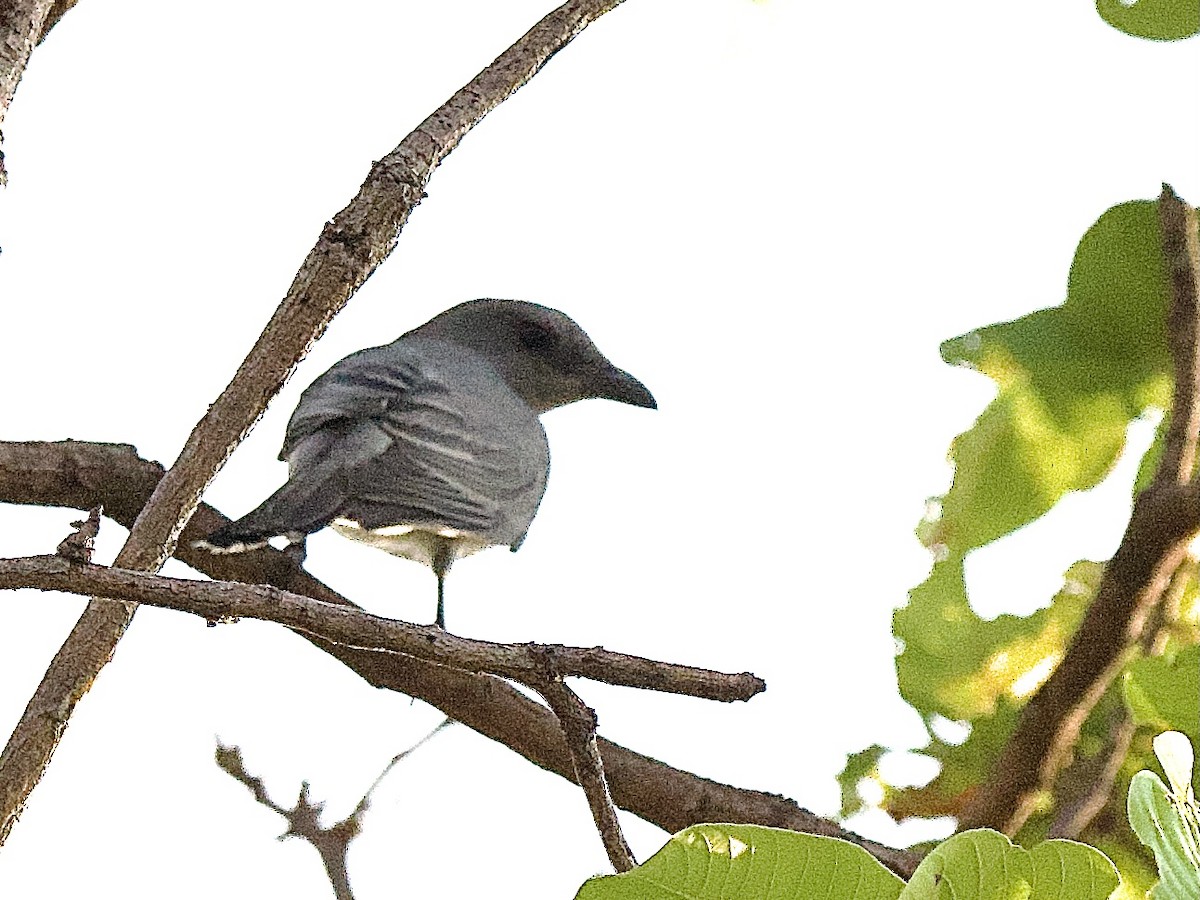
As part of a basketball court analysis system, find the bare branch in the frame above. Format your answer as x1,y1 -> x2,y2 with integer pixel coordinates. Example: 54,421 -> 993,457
0,556 -> 764,702
35,0 -> 76,44
0,0 -> 55,186
1157,184 -> 1200,484
215,720 -> 451,900
0,0 -> 628,845
1048,555 -> 1189,839
961,187 -> 1200,834
217,744 -> 357,900
538,679 -> 634,871
348,718 -> 454,824
1047,706 -> 1136,840
0,439 -> 923,877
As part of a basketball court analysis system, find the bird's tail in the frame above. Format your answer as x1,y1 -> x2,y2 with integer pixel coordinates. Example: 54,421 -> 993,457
193,476 -> 344,554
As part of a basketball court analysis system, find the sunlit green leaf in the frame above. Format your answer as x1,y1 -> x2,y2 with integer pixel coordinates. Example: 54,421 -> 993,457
895,559 -> 1099,721
1096,0 -> 1200,41
838,744 -> 887,818
575,824 -> 904,900
936,201 -> 1170,557
899,829 -> 1118,900
1123,645 -> 1200,736
899,830 -> 1030,899
1029,839 -> 1121,900
1128,770 -> 1200,899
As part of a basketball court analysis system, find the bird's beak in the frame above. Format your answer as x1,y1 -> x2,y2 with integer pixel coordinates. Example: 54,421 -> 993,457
598,367 -> 657,409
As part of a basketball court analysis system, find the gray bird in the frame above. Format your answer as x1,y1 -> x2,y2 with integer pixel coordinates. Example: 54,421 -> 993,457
195,299 -> 656,628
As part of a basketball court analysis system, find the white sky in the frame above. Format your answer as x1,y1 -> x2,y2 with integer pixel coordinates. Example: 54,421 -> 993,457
0,1 -> 1196,897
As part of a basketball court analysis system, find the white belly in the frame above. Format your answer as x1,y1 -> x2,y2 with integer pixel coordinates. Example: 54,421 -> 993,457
330,517 -> 492,569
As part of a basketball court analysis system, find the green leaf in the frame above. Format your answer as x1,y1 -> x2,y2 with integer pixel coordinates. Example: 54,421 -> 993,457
574,824 -> 904,900
1123,645 -> 1200,736
898,829 -> 1031,899
1128,770 -> 1200,899
576,828 -> 1122,900
1096,0 -> 1200,41
1029,840 -> 1122,900
936,200 -> 1170,557
899,830 -> 1118,900
895,559 -> 1099,722
838,744 -> 888,818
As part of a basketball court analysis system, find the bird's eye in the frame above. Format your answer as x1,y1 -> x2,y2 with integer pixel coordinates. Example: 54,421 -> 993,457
517,322 -> 560,355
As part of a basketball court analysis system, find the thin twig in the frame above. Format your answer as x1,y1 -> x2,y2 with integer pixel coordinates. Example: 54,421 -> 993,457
215,718 -> 451,900
0,556 -> 764,703
1047,706 -> 1136,839
538,677 -> 635,871
1157,184 -> 1200,484
349,718 -> 454,823
0,439 -> 924,878
1048,555 -> 1192,839
0,0 -> 628,846
960,186 -> 1200,834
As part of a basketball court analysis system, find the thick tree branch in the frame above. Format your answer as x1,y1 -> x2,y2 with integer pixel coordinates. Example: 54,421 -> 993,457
960,187 -> 1200,834
0,440 -> 923,877
0,0 -> 628,846
0,0 -> 55,186
0,556 -> 764,703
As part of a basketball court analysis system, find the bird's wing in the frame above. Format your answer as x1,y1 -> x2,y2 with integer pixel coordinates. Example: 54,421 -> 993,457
283,342 -> 549,545
281,348 -> 424,462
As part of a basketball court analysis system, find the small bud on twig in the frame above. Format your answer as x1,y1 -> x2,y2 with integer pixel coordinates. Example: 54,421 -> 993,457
56,506 -> 102,563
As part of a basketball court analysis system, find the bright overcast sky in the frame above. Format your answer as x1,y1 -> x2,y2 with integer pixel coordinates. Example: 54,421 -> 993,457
0,1 -> 1197,897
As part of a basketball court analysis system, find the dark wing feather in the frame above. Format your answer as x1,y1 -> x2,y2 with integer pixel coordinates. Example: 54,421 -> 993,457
283,340 -> 549,546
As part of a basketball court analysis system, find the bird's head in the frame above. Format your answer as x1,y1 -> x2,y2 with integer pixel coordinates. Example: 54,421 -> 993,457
412,299 -> 656,414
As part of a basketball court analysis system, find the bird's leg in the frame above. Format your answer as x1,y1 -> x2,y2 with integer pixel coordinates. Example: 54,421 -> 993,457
431,539 -> 456,630
435,569 -> 446,630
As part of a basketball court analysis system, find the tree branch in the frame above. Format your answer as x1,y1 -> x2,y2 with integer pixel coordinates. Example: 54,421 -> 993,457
0,0 -> 628,846
0,439 -> 923,877
960,186 -> 1200,834
217,744 -> 360,900
0,0 -> 55,186
538,679 -> 635,871
215,720 -> 452,900
35,0 -> 76,44
0,556 -> 764,703
1158,184 -> 1200,483
1048,553 -> 1190,840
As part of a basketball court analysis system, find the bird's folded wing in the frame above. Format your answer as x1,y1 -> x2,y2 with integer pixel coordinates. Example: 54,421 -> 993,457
280,349 -> 426,461
283,346 -> 548,544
